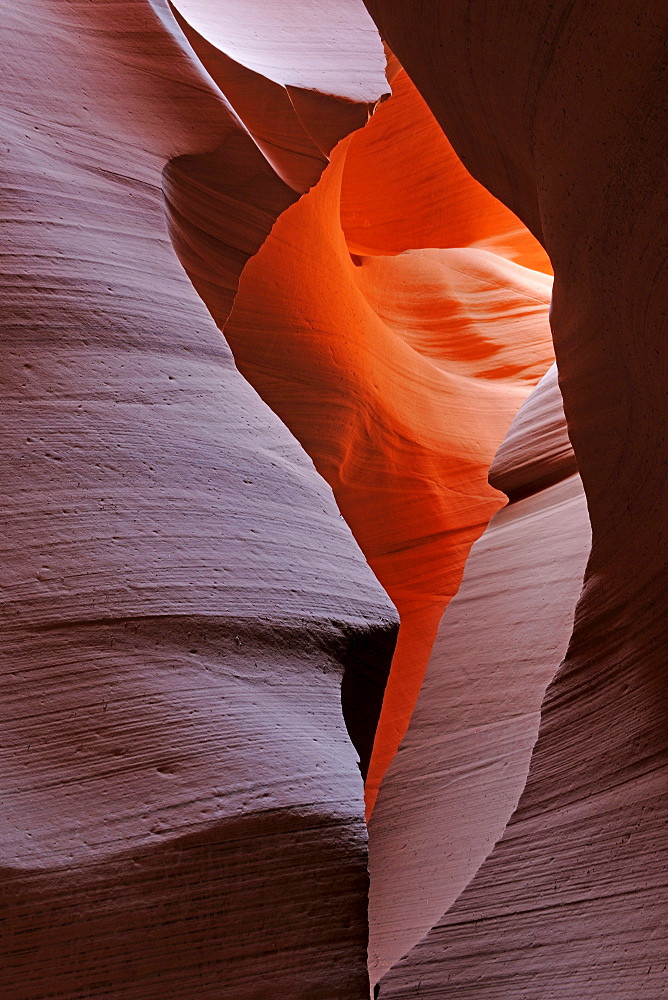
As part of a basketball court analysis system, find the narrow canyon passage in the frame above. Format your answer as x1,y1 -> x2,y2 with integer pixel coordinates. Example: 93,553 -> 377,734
1,1 -> 664,998
364,1 -> 668,996
167,31 -> 557,817
164,9 -> 590,990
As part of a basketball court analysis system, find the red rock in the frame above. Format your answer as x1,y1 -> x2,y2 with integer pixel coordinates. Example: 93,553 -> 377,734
0,3 -> 393,997
223,70 -> 555,818
368,366 -> 589,982
364,1 -> 668,994
340,66 -> 552,275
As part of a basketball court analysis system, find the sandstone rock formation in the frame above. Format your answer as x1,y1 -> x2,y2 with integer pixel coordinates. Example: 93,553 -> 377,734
369,366 -> 591,983
364,0 -> 668,995
2,0 -> 665,997
223,65 -> 555,818
0,3 -> 393,997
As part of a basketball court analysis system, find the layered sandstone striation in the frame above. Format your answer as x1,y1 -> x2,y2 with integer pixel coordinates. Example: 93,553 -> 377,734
365,0 -> 668,994
222,66 -> 555,816
2,0 -> 665,996
0,2 -> 394,997
369,365 -> 591,983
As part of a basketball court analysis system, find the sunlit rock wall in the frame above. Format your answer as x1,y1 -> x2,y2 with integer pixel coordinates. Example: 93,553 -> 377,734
2,0 -> 665,997
0,3 -> 394,997
365,1 -> 668,995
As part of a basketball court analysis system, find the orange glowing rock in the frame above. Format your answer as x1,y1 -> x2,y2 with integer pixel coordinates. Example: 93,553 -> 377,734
222,68 -> 555,815
340,67 -> 552,275
365,1 -> 668,995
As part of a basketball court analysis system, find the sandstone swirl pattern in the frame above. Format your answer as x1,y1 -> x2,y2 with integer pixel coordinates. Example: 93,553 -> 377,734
365,1 -> 668,995
1,1 -> 665,998
222,66 -> 555,819
0,3 -> 394,997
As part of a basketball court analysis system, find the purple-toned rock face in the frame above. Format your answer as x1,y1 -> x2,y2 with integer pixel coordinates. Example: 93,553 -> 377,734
0,4 -> 394,997
2,2 -> 665,998
363,1 -> 668,996
368,368 -> 591,982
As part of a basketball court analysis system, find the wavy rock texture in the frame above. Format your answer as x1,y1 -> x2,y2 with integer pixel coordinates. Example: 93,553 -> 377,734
489,363 -> 578,501
3,0 -> 665,996
0,2 -> 395,997
365,1 -> 668,995
172,0 -> 386,96
221,66 -> 555,816
369,366 -> 591,982
168,2 -> 385,195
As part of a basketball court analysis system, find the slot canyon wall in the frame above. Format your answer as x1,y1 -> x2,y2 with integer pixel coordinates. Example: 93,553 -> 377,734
0,3 -> 394,996
1,1 -> 665,998
363,0 -> 668,996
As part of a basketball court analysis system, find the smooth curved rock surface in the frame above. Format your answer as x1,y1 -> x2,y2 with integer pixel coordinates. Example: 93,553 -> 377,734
365,1 -> 668,995
221,68 -> 555,815
3,0 -> 664,995
169,5 -> 329,194
371,473 -> 591,983
171,0 -> 387,97
169,3 -> 383,195
368,364 -> 590,981
0,2 -> 395,997
489,362 -> 577,500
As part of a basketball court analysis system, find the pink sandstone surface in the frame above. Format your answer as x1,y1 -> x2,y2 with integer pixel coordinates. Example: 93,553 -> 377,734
1,0 -> 666,997
0,3 -> 393,997
368,367 -> 592,982
364,0 -> 668,995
